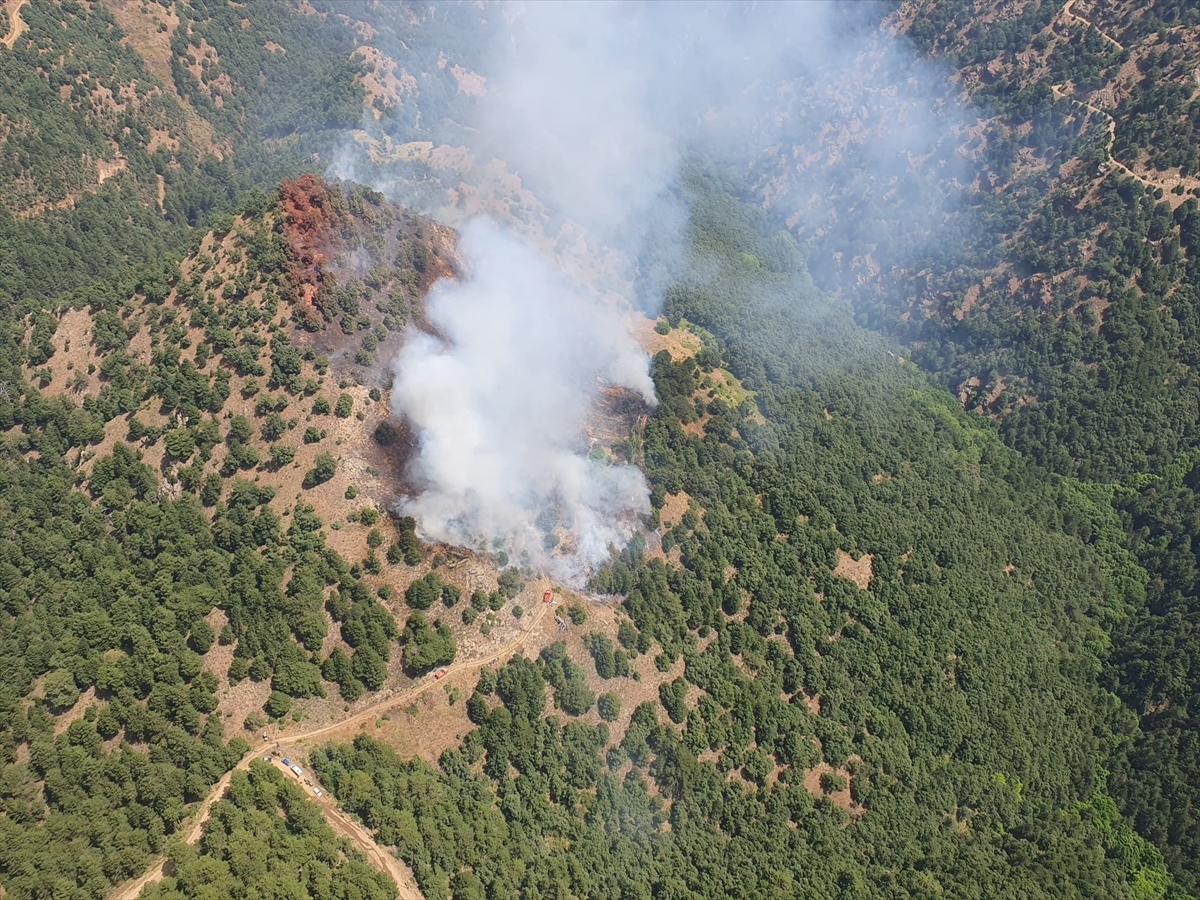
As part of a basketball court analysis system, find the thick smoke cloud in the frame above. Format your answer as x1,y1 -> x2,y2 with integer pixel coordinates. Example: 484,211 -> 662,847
392,220 -> 654,577
352,1 -> 965,576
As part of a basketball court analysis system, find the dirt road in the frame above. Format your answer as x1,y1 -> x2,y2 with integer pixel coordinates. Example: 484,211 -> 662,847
1060,0 -> 1124,51
278,600 -> 552,749
108,765 -> 244,900
264,757 -> 424,900
1047,84 -> 1192,199
107,598 -> 554,900
0,0 -> 28,50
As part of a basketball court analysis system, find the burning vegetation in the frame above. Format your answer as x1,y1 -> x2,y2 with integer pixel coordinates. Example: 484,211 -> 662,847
279,174 -> 346,331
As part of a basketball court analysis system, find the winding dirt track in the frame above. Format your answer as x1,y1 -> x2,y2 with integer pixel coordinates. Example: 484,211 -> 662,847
1048,4 -> 1195,198
108,599 -> 553,900
1060,0 -> 1124,51
0,0 -> 28,50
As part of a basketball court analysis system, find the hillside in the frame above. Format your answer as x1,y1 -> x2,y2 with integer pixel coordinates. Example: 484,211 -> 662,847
735,1 -> 1200,887
0,176 -> 558,899
304,174 -> 1179,899
2,1 -> 1200,899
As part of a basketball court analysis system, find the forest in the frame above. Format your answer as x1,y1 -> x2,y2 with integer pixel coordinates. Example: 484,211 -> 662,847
1,0 -> 1200,897
140,761 -> 397,900
307,175 -> 1188,899
778,1 -> 1200,887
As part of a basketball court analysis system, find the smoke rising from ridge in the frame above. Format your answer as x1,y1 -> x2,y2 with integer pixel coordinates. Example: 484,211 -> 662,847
391,219 -> 654,576
349,1 -> 968,576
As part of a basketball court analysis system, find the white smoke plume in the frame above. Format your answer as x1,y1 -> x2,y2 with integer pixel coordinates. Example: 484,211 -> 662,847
392,219 -> 655,577
364,2 -> 967,576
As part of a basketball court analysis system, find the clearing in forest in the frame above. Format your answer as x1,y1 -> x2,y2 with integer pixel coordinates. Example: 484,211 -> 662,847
833,549 -> 873,590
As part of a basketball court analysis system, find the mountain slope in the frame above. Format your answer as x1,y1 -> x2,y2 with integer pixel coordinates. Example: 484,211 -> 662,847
303,176 -> 1186,900
2,2 -> 1199,897
732,1 -> 1200,888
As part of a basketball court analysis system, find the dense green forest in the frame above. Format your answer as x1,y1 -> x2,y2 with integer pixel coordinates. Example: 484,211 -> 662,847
771,2 -> 1200,889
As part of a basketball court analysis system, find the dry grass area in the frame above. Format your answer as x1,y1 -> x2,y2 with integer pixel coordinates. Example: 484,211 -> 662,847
184,38 -> 233,103
106,0 -> 179,84
96,155 -> 127,184
630,314 -> 702,361
799,690 -> 821,716
53,687 -> 97,736
833,549 -> 873,591
644,537 -> 683,570
355,667 -> 475,765
449,64 -> 486,97
547,601 -> 689,747
274,577 -> 559,742
658,491 -> 692,529
21,307 -> 104,398
202,610 -> 276,736
104,0 -> 224,158
648,491 -> 692,570
355,45 -> 418,118
21,206 -> 543,743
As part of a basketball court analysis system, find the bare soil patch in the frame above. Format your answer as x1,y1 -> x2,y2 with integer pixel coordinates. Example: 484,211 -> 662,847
658,491 -> 692,529
833,549 -> 873,590
803,760 -> 859,815
630,314 -> 702,361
